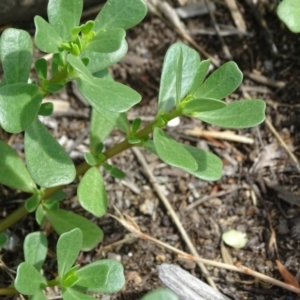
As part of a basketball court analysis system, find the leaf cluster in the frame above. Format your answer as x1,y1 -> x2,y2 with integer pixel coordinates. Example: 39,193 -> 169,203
15,229 -> 124,299
0,0 -> 266,298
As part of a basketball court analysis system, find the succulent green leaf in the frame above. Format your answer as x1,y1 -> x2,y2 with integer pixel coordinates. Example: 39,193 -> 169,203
29,290 -> 47,300
24,232 -> 48,271
77,77 -> 141,112
48,0 -> 83,40
45,208 -> 103,251
145,140 -> 222,181
62,288 -> 97,300
175,48 -> 183,105
34,16 -> 63,53
128,137 -> 141,144
25,194 -> 40,212
78,167 -> 108,217
47,83 -> 64,93
67,54 -> 93,79
84,153 -> 98,166
103,163 -> 126,179
0,83 -> 44,133
48,190 -> 66,203
159,43 -> 200,113
35,58 -> 48,80
181,145 -> 222,181
38,102 -> 54,116
57,228 -> 82,277
90,108 -> 114,154
0,28 -> 32,84
189,59 -> 211,95
62,265 -> 81,287
81,38 -> 128,73
35,205 -> 45,226
76,260 -> 125,293
277,0 -> 300,33
0,140 -> 36,192
194,61 -> 243,100
182,98 -> 227,115
141,289 -> 180,300
25,119 -> 76,187
195,99 -> 266,128
85,28 -> 125,53
153,128 -> 197,171
81,21 -> 95,35
15,262 -> 47,295
0,232 -> 8,248
97,109 -> 130,133
0,77 -> 7,88
132,118 -> 141,134
94,0 -> 147,31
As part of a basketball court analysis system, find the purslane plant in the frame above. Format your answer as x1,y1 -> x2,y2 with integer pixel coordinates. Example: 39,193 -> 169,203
0,0 -> 265,298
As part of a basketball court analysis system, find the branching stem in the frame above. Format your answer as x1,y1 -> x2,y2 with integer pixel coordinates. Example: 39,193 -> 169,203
0,109 -> 181,232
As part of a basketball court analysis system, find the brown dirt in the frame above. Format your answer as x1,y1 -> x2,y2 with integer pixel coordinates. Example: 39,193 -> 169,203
1,1 -> 300,300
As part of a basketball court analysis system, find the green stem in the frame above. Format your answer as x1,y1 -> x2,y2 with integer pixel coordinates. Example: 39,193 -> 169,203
47,278 -> 60,287
0,287 -> 18,295
0,109 -> 181,233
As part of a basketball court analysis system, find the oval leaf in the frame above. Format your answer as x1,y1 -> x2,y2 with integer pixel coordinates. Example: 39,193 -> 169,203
195,61 -> 243,100
25,119 -> 76,187
277,0 -> 300,33
195,99 -> 266,128
141,289 -> 180,300
0,28 -> 33,84
25,194 -> 40,213
182,98 -> 227,115
0,83 -> 44,133
45,208 -> 103,251
94,0 -> 147,31
77,77 -> 141,112
153,128 -> 197,171
62,288 -> 97,300
76,260 -> 125,293
15,262 -> 47,295
189,59 -> 211,95
85,28 -> 125,53
181,145 -> 222,181
24,232 -> 48,271
159,43 -> 200,113
57,228 -> 82,277
0,140 -> 36,192
90,108 -> 115,154
48,0 -> 83,40
77,167 -> 108,217
0,232 -> 8,249
81,39 -> 128,73
34,16 -> 63,53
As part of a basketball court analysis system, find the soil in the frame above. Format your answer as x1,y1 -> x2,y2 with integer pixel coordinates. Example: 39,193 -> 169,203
1,1 -> 300,300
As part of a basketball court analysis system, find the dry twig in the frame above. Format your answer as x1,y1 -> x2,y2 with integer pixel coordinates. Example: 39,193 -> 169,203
265,118 -> 300,171
111,208 -> 300,294
131,147 -> 218,290
184,128 -> 254,144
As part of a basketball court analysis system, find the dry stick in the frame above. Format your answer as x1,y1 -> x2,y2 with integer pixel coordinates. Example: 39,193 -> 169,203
112,208 -> 300,295
185,186 -> 241,211
224,0 -> 246,32
145,0 -> 220,67
131,147 -> 218,290
204,0 -> 232,59
265,118 -> 300,171
184,128 -> 254,144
